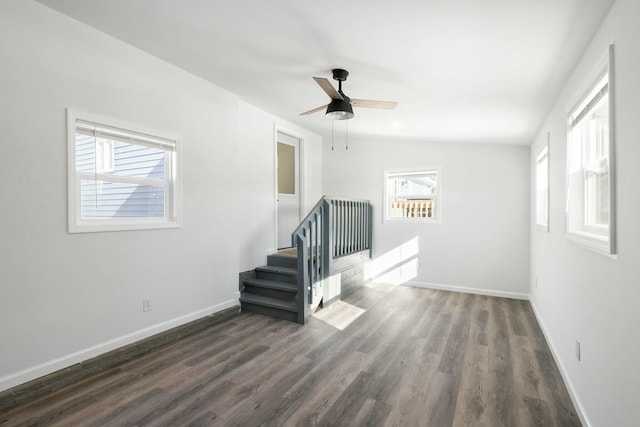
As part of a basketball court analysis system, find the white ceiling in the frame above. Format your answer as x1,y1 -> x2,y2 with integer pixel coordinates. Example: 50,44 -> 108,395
36,0 -> 614,145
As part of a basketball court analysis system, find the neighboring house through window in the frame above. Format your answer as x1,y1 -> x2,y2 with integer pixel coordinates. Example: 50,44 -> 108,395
67,110 -> 181,233
384,169 -> 440,223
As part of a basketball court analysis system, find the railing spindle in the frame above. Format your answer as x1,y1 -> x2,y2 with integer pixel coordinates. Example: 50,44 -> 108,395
348,202 -> 351,253
358,202 -> 362,251
338,201 -> 342,256
345,201 -> 350,254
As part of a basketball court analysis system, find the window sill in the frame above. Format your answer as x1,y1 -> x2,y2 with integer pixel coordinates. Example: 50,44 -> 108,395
69,219 -> 181,234
536,223 -> 549,232
566,230 -> 616,259
384,218 -> 440,225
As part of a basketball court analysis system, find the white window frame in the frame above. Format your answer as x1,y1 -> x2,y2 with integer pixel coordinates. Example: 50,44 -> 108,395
383,168 -> 441,224
67,109 -> 182,233
565,45 -> 616,256
536,135 -> 550,231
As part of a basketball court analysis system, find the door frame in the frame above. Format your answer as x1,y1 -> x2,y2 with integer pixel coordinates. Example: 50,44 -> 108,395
274,125 -> 305,252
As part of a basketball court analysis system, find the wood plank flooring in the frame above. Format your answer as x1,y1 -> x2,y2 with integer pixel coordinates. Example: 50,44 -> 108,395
0,284 -> 581,426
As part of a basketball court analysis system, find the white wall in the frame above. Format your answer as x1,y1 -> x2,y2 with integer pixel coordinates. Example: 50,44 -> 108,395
0,1 -> 322,392
323,136 -> 530,297
237,102 -> 323,272
529,0 -> 640,426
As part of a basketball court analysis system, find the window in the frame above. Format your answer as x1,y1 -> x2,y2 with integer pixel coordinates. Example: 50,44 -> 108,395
67,110 -> 180,233
536,139 -> 549,231
384,169 -> 440,223
565,45 -> 615,255
277,142 -> 295,195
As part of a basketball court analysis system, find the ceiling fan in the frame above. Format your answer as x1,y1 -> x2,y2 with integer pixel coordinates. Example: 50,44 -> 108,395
300,69 -> 398,120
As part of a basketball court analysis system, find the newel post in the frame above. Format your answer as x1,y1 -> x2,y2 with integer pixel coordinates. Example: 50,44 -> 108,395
296,234 -> 310,324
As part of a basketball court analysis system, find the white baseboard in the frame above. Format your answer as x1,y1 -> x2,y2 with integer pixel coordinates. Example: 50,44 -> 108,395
0,296 -> 240,393
403,280 -> 529,300
528,299 -> 591,427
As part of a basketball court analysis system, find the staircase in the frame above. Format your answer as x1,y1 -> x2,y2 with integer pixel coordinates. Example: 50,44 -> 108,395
239,196 -> 373,325
239,250 -> 300,323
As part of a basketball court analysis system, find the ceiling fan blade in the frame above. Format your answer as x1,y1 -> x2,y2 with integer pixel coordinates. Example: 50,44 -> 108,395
351,99 -> 398,110
300,104 -> 328,116
313,77 -> 343,100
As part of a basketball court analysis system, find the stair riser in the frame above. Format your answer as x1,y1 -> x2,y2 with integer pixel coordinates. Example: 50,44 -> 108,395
267,255 -> 297,269
255,271 -> 297,284
238,270 -> 255,291
241,302 -> 299,323
243,284 -> 296,300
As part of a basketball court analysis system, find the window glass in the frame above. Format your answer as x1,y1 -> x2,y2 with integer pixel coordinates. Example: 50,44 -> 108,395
80,180 -> 166,219
385,170 -> 439,222
277,142 -> 295,195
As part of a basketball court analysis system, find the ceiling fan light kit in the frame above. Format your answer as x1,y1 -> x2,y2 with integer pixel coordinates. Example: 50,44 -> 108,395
326,97 -> 354,120
301,68 -> 397,120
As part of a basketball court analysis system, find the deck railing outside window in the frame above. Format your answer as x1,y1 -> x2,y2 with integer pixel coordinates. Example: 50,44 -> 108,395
390,199 -> 433,218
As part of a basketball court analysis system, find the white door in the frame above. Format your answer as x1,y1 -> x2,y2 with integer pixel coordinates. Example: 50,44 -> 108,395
276,132 -> 300,249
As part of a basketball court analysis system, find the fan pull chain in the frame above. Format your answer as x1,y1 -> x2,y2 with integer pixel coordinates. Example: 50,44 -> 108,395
346,120 -> 349,150
331,120 -> 334,151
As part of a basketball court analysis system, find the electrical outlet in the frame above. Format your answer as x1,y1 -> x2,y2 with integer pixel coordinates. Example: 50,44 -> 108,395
575,340 -> 581,361
143,298 -> 152,312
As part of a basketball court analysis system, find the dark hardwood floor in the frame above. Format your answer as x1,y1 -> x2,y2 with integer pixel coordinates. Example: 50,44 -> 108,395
0,283 -> 581,426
